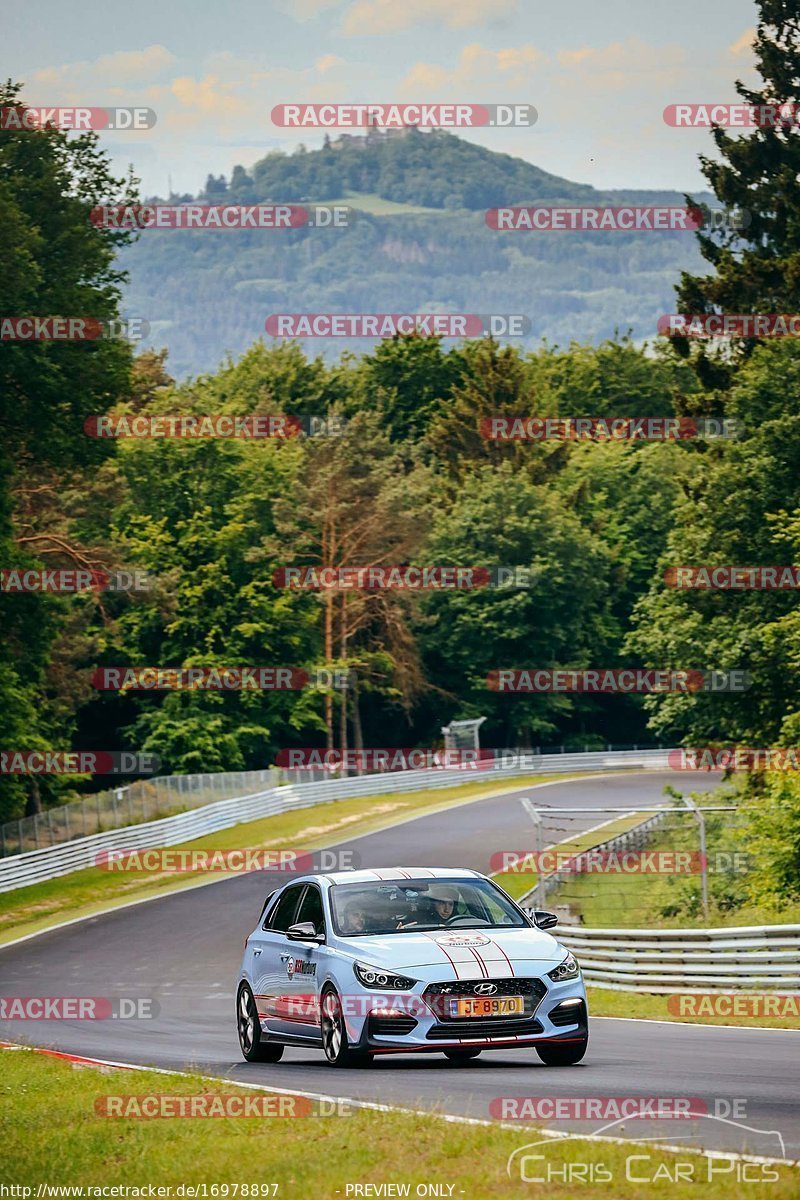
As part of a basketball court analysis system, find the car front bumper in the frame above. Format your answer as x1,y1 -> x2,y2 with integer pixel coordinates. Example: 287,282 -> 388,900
346,975 -> 588,1054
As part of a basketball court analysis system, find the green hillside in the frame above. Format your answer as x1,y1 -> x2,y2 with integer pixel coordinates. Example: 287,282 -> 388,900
122,130 -> 712,377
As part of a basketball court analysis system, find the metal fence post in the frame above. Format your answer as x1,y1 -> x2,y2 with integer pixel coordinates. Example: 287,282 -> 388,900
683,794 -> 709,923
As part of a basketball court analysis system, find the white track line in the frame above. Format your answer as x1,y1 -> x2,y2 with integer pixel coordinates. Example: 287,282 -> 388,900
592,1015 -> 800,1033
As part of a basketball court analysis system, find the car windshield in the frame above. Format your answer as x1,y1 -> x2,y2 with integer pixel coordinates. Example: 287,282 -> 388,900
329,877 -> 528,936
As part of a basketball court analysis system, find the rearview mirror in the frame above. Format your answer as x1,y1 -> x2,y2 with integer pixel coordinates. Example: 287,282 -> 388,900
286,921 -> 324,943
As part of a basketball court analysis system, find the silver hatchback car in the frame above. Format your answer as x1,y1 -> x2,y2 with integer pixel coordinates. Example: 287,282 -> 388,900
236,867 -> 588,1067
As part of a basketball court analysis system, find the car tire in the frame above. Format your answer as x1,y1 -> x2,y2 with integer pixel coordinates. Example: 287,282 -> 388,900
237,983 -> 285,1063
443,1048 -> 482,1063
536,1036 -> 588,1066
321,986 -> 372,1068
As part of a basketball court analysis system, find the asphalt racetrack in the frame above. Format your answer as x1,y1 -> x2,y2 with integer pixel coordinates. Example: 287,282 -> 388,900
2,771 -> 797,1161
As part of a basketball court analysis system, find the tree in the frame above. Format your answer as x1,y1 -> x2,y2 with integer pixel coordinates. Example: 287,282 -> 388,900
674,1 -> 800,389
417,463 -> 617,747
268,408 -> 433,750
628,339 -> 800,747
0,81 -> 137,819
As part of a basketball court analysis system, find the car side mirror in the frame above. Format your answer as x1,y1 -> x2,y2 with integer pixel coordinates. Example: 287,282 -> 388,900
533,909 -> 558,930
286,921 -> 324,943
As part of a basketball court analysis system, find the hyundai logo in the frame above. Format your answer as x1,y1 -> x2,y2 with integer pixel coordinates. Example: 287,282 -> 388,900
473,982 -> 498,996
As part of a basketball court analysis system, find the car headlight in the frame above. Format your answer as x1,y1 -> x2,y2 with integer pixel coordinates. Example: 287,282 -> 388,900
548,952 -> 580,983
354,962 -> 417,990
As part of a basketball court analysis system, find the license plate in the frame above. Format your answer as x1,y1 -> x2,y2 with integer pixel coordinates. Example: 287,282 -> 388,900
449,996 -> 524,1018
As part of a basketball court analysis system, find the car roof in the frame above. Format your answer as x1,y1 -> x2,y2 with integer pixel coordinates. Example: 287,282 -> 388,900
322,867 -> 484,885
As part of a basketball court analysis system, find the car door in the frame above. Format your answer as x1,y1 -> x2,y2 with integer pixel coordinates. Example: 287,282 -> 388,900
249,882 -> 305,1035
288,883 -> 327,1030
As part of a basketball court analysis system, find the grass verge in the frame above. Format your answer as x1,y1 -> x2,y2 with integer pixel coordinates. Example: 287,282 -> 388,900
587,987 -> 800,1030
0,773 -> 583,947
2,1047 -> 796,1193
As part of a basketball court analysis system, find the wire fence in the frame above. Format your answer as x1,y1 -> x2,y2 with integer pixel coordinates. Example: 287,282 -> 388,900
0,743 -> 666,860
515,804 -> 759,929
0,769 -> 280,859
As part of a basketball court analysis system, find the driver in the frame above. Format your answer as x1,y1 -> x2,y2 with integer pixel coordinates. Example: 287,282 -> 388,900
341,900 -> 367,934
428,883 -> 460,924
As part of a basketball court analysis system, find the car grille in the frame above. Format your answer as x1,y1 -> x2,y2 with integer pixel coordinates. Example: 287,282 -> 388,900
427,1017 -> 544,1040
423,977 -> 547,1022
368,1014 -> 418,1037
549,999 -> 587,1028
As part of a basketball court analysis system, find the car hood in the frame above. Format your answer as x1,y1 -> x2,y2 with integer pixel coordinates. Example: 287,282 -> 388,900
335,927 -> 565,974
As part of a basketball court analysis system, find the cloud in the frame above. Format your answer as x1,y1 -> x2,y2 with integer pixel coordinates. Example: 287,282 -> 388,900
401,42 -> 545,93
729,28 -> 756,57
31,45 -> 176,90
315,54 -> 346,74
169,75 -> 247,116
286,0 -> 344,17
342,0 -> 516,36
556,38 -> 686,89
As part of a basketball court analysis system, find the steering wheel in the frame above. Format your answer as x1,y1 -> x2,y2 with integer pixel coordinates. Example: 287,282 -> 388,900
444,915 -> 491,926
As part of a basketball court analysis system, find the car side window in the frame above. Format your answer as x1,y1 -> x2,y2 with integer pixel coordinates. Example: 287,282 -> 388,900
295,885 -> 325,936
265,884 -> 304,932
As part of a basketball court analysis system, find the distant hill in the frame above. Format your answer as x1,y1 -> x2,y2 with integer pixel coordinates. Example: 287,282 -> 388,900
121,129 -> 713,378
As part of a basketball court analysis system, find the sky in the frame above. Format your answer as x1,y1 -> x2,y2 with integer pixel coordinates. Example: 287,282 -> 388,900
5,0 -> 761,198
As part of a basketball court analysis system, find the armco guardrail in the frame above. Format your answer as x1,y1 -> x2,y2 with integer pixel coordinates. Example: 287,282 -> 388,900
557,923 -> 800,992
0,768 -> 282,858
0,748 -> 670,893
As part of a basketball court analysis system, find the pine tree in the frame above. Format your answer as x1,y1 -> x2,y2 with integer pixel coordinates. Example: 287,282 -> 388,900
674,0 -> 800,388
